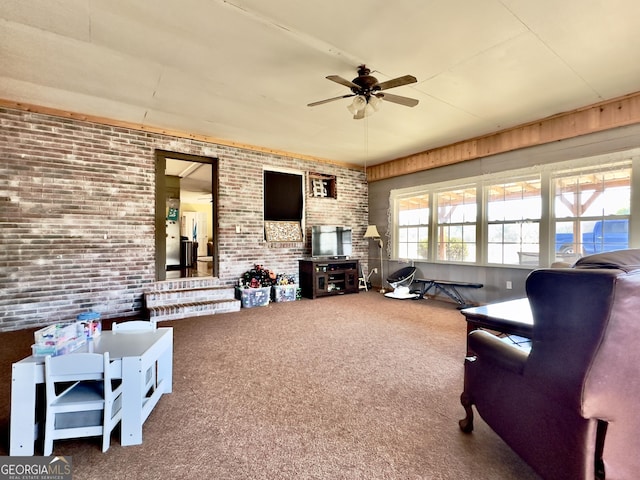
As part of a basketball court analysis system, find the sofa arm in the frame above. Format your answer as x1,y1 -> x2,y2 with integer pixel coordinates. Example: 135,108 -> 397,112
468,329 -> 528,375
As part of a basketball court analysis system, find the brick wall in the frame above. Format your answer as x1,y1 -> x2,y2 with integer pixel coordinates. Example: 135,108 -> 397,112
0,107 -> 368,331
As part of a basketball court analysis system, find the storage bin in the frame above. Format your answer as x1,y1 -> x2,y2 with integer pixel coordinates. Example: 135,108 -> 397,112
34,322 -> 82,346
33,321 -> 87,357
236,286 -> 271,308
77,311 -> 102,338
32,337 -> 86,357
273,284 -> 298,302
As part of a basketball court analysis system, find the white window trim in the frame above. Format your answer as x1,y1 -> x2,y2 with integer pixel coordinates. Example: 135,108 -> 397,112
388,148 -> 640,267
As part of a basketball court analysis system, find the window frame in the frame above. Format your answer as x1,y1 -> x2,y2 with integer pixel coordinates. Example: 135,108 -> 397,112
434,185 -> 478,263
484,175 -> 543,266
389,149 -> 639,267
395,191 -> 430,260
551,162 -> 632,260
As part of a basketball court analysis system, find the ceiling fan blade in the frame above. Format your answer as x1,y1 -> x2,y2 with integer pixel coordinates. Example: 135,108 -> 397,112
326,75 -> 359,89
376,92 -> 419,107
307,94 -> 354,107
376,75 -> 417,91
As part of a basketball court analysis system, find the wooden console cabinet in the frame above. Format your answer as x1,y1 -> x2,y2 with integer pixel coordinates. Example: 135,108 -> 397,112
299,259 -> 360,299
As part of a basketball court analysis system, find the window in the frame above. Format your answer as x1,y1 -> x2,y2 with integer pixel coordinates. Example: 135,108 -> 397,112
389,148 -> 638,266
553,164 -> 631,259
486,178 -> 541,265
436,187 -> 477,262
397,193 -> 429,259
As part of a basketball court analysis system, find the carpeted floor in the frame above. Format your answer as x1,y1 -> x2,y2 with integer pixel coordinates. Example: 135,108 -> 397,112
0,291 -> 540,479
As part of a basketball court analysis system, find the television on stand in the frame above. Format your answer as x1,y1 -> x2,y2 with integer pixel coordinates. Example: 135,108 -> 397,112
311,226 -> 352,259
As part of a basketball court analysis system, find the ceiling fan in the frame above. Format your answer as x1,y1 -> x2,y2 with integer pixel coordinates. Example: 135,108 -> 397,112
308,65 -> 419,119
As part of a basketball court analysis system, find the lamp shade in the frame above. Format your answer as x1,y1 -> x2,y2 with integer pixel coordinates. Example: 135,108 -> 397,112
363,225 -> 381,239
364,103 -> 375,117
347,95 -> 367,114
368,95 -> 381,111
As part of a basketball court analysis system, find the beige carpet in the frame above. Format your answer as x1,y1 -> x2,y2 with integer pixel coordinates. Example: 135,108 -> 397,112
0,291 -> 540,479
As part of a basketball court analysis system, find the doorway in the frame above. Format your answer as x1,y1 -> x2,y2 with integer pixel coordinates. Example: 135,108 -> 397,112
155,150 -> 219,281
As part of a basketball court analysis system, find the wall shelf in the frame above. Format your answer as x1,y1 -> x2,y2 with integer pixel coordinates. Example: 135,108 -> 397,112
309,172 -> 336,198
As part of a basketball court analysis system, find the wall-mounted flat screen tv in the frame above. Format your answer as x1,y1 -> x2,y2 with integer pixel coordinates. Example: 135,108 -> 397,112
311,226 -> 352,259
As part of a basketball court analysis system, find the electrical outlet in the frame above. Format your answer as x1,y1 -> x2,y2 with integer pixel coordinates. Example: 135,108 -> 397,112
506,281 -> 512,289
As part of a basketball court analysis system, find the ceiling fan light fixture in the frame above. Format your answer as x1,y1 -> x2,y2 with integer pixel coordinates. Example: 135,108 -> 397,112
368,95 -> 381,111
347,95 -> 367,114
364,103 -> 376,117
309,65 -> 418,118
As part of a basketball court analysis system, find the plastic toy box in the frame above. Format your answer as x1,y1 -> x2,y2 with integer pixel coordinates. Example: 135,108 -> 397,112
236,286 -> 271,308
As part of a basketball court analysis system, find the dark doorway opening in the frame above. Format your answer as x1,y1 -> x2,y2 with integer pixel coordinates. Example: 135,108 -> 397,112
155,150 -> 219,281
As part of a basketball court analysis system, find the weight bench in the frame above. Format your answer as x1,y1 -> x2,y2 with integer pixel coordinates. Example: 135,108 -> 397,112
414,278 -> 483,308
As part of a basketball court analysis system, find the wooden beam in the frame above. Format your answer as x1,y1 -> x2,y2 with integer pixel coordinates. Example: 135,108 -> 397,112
367,91 -> 640,182
0,98 -> 361,171
4,91 -> 640,182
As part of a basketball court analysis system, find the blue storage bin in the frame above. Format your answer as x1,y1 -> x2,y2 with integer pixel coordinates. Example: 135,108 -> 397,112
77,311 -> 102,338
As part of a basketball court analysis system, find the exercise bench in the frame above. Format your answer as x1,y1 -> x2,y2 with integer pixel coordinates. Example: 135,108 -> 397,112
414,278 -> 483,308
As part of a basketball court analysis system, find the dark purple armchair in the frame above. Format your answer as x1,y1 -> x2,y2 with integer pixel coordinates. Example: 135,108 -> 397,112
459,250 -> 640,480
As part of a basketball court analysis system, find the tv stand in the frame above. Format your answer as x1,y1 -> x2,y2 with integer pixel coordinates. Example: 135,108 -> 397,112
299,259 -> 360,299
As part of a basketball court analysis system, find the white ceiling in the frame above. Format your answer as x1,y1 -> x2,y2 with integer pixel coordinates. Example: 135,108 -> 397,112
2,0 -> 640,167
165,158 -> 212,204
